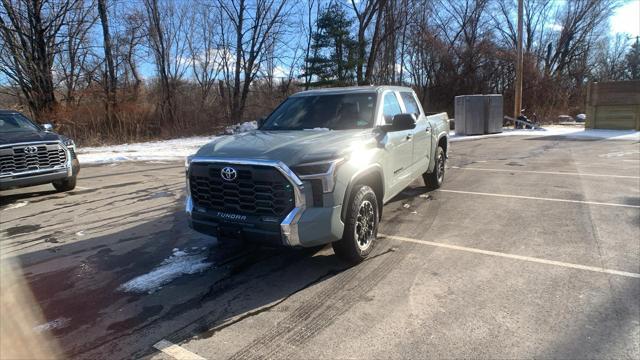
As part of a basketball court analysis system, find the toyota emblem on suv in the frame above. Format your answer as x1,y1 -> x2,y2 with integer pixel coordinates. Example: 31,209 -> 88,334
24,146 -> 38,154
220,166 -> 237,181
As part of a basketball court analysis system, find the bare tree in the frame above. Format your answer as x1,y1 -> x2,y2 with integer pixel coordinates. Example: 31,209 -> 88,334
350,0 -> 386,85
187,2 -> 223,105
143,0 -> 190,128
0,0 -> 79,119
543,0 -> 617,77
114,8 -> 146,99
97,0 -> 116,118
218,0 -> 290,122
56,0 -> 97,105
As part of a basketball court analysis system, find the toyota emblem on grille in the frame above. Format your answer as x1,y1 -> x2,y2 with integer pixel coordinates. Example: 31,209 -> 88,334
24,146 -> 38,154
220,166 -> 238,181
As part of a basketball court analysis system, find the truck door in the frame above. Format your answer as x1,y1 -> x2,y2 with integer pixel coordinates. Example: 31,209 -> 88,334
400,91 -> 431,169
381,91 -> 414,191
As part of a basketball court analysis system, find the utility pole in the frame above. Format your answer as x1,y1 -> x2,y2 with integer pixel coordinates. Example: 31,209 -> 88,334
513,0 -> 524,125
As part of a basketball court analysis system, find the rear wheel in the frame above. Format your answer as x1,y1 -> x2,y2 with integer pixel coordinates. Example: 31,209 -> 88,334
52,176 -> 77,192
423,146 -> 445,190
333,185 -> 378,264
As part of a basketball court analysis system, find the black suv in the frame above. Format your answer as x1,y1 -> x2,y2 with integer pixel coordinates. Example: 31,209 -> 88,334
0,110 -> 79,192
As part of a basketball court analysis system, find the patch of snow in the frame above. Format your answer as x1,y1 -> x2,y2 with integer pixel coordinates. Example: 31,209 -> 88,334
118,248 -> 212,294
450,126 -> 640,142
33,317 -> 70,332
403,203 -> 411,209
75,231 -> 85,236
599,150 -> 640,158
225,121 -> 257,134
77,135 -> 217,164
303,128 -> 331,131
3,201 -> 28,210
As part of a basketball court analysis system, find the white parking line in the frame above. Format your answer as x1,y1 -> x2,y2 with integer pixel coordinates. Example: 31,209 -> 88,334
450,166 -> 640,179
379,234 -> 640,279
438,189 -> 640,209
154,339 -> 206,360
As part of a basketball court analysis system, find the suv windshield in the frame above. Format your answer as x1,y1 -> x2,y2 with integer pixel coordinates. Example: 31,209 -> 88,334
0,113 -> 40,133
262,93 -> 377,130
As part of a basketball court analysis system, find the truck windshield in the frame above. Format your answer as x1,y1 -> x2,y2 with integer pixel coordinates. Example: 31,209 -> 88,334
261,93 -> 377,130
0,113 -> 41,133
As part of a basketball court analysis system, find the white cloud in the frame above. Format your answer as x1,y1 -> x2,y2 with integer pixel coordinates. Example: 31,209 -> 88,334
611,0 -> 640,37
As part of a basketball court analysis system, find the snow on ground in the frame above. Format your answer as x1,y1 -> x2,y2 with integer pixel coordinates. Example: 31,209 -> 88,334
33,317 -> 70,333
118,248 -> 212,294
77,121 -> 259,164
2,200 -> 28,210
77,124 -> 639,165
77,135 -> 216,164
450,126 -> 640,142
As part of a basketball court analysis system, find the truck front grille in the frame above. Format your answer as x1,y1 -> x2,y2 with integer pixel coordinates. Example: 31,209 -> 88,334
189,162 -> 295,219
0,143 -> 67,176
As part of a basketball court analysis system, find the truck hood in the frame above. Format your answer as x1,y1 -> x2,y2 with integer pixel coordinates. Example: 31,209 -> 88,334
0,130 -> 62,145
195,129 -> 376,166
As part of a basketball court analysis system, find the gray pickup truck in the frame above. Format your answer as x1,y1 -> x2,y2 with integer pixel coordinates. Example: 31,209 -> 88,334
0,110 -> 79,192
186,86 -> 449,263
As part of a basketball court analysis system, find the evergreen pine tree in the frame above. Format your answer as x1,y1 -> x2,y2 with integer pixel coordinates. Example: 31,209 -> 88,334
302,3 -> 357,86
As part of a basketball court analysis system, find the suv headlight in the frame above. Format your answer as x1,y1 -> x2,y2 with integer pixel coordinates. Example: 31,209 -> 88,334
63,138 -> 75,149
292,158 -> 344,193
185,155 -> 194,172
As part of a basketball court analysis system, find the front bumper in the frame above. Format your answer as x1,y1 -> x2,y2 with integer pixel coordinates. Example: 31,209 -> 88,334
186,158 -> 345,247
0,168 -> 69,190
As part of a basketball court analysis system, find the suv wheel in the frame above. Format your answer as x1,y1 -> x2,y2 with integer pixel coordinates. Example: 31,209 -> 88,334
333,185 -> 378,264
52,176 -> 77,192
423,146 -> 445,190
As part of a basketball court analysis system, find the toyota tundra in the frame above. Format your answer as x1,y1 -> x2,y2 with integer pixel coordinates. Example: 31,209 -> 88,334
185,86 -> 449,263
0,110 -> 79,192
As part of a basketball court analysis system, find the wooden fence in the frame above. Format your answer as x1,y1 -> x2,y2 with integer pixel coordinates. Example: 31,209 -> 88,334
585,80 -> 640,130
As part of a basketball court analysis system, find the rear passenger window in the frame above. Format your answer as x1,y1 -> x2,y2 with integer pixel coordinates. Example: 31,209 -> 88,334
383,92 -> 402,124
401,92 -> 421,116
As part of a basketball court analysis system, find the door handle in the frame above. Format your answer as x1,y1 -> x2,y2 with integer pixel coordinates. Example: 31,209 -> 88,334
406,134 -> 413,141
426,126 -> 432,133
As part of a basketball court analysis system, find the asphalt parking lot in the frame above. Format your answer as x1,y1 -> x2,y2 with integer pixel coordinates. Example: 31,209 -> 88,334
1,134 -> 639,359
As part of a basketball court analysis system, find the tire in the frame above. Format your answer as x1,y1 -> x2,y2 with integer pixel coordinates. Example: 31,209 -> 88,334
332,185 -> 378,264
423,146 -> 445,190
52,176 -> 77,192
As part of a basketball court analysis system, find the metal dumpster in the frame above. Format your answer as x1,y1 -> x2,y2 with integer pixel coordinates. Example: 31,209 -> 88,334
455,94 -> 503,135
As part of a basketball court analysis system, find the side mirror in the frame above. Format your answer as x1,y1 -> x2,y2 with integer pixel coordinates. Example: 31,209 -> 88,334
257,117 -> 266,129
43,123 -> 53,132
388,113 -> 416,132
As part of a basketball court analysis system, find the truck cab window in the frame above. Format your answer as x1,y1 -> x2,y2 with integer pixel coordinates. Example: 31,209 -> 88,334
401,92 -> 421,116
383,92 -> 402,124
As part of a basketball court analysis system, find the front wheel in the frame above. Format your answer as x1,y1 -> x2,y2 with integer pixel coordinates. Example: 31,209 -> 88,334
332,185 -> 378,264
52,176 -> 77,192
423,146 -> 445,190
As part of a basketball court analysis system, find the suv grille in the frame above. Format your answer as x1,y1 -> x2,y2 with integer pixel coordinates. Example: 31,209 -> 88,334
189,163 -> 295,218
0,143 -> 67,176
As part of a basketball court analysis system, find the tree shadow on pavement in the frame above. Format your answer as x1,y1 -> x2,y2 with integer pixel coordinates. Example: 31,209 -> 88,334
0,188 -> 59,206
9,210 -> 354,360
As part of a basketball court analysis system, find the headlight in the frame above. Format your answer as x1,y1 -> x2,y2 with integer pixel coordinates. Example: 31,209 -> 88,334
292,158 -> 344,193
185,155 -> 194,172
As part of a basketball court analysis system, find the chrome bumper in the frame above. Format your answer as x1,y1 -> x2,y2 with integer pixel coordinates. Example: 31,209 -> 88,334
185,157 -> 307,246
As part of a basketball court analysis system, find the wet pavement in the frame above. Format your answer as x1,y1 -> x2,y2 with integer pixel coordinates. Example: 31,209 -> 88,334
1,135 -> 638,359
